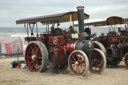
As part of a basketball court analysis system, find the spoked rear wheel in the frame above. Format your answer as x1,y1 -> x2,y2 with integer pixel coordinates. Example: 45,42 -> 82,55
89,48 -> 106,74
68,50 -> 89,76
25,41 -> 48,72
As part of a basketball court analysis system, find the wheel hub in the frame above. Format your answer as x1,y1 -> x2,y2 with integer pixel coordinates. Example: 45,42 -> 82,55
32,55 -> 37,61
75,61 -> 79,66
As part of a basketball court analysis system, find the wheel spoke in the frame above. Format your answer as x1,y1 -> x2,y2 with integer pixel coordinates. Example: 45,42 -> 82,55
28,50 -> 33,54
98,61 -> 102,67
77,55 -> 80,61
35,47 -> 39,55
35,60 -> 39,68
37,57 -> 42,59
80,63 -> 86,66
30,60 -> 34,64
30,46 -> 34,53
72,64 -> 75,68
77,66 -> 80,73
75,66 -> 78,72
80,65 -> 84,72
27,56 -> 31,58
31,48 -> 34,54
31,63 -> 34,69
79,60 -> 85,63
72,55 -> 76,62
71,60 -> 75,63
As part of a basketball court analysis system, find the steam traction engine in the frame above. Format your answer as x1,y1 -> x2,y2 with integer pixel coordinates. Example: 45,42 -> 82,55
82,16 -> 128,67
16,6 -> 106,76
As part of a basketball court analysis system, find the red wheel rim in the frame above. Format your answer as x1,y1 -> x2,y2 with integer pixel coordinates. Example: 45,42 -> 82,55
25,43 -> 42,72
69,52 -> 86,75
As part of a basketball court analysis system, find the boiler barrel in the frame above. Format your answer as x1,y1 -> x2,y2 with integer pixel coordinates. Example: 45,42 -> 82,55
64,40 -> 93,55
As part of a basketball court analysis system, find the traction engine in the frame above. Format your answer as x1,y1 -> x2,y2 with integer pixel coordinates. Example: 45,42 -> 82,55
16,6 -> 106,76
93,25 -> 128,66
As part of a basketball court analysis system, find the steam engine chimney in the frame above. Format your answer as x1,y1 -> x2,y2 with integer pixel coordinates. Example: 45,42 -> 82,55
77,6 -> 85,39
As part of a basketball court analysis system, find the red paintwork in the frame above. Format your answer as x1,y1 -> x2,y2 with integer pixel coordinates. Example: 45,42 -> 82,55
65,34 -> 70,39
48,36 -> 65,45
49,51 -> 56,66
107,31 -> 117,37
63,30 -> 66,34
53,47 -> 65,66
64,41 -> 77,53
110,38 -> 118,42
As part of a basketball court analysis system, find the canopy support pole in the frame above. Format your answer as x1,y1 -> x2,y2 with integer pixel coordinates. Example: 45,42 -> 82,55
24,23 -> 29,37
29,23 -> 35,37
36,23 -> 39,37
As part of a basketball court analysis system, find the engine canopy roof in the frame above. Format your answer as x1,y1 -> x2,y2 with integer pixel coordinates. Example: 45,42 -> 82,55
16,11 -> 89,24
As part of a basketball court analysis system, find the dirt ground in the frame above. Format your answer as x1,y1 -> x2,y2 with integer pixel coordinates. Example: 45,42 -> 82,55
0,57 -> 128,85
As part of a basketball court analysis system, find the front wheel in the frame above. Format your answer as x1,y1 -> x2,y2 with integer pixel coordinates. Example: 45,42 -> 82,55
89,48 -> 106,74
68,50 -> 89,76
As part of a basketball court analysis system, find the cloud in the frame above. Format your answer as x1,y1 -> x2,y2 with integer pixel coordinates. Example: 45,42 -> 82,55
85,0 -> 128,19
0,0 -> 127,27
86,4 -> 128,18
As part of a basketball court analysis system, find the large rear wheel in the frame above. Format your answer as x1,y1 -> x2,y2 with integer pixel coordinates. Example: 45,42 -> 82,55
68,50 -> 89,76
25,41 -> 48,72
89,48 -> 106,74
92,41 -> 106,54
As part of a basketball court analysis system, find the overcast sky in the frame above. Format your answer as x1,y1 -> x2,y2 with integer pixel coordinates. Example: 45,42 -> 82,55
0,0 -> 128,27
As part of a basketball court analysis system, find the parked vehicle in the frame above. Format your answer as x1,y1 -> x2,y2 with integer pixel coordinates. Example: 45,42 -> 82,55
75,16 -> 128,67
16,6 -> 106,76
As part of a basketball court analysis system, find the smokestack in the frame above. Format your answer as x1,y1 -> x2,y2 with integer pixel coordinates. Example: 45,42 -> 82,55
77,6 -> 85,39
